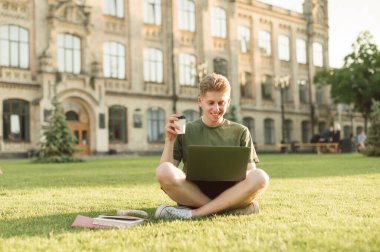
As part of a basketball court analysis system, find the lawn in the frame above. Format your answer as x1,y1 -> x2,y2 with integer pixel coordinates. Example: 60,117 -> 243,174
0,154 -> 379,251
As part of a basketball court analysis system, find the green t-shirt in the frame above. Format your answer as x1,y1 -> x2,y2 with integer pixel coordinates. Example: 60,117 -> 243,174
173,118 -> 259,172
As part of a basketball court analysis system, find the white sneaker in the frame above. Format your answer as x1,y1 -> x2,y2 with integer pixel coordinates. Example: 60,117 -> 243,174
154,205 -> 192,220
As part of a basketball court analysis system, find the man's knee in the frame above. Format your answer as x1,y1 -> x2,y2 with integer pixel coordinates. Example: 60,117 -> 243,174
156,162 -> 180,188
247,169 -> 269,191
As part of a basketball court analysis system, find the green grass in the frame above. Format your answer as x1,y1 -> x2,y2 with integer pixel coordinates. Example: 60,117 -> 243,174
0,154 -> 379,251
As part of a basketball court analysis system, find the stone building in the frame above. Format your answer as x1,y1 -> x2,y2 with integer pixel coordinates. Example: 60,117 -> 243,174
0,0 -> 364,157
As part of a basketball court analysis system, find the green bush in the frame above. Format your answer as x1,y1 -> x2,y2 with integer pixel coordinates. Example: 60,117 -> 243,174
363,101 -> 380,156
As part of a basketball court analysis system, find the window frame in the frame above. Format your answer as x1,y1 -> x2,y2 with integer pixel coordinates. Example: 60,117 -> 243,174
258,30 -> 271,56
238,25 -> 250,53
296,38 -> 307,64
313,42 -> 323,67
264,118 -> 275,144
278,34 -> 290,61
179,53 -> 196,86
2,99 -> 30,142
0,25 -> 29,69
108,105 -> 128,143
103,0 -> 124,18
211,7 -> 227,38
144,0 -> 162,25
147,107 -> 165,143
103,41 -> 126,79
178,0 -> 195,32
57,33 -> 81,74
143,48 -> 163,83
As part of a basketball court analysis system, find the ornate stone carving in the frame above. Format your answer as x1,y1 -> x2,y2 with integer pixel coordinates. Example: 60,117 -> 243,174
48,0 -> 91,27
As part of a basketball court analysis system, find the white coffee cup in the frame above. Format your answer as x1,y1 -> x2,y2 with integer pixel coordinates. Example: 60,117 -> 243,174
175,116 -> 186,134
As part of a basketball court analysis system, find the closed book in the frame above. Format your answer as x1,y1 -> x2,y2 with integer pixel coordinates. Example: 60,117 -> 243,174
92,217 -> 144,228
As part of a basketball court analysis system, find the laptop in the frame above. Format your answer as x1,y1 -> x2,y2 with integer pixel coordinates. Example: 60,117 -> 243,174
186,145 -> 250,182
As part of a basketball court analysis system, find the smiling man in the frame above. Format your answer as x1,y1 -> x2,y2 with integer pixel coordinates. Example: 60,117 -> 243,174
155,73 -> 269,219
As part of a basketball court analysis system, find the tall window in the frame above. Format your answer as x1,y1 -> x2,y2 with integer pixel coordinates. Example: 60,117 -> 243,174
3,99 -> 29,142
109,106 -> 127,142
0,25 -> 29,68
213,58 -> 228,77
264,118 -> 275,144
261,75 -> 273,100
285,119 -> 293,143
179,53 -> 196,86
318,121 -> 327,134
240,72 -> 252,98
147,107 -> 165,142
57,34 -> 81,74
238,26 -> 250,53
298,79 -> 309,104
343,125 -> 351,139
144,48 -> 163,83
278,35 -> 290,61
179,0 -> 195,32
144,0 -> 161,25
258,30 -> 271,56
183,109 -> 199,122
103,42 -> 125,79
301,120 -> 310,143
316,87 -> 324,105
103,0 -> 124,18
243,117 -> 255,141
313,42 -> 323,67
296,38 -> 307,64
211,7 -> 226,38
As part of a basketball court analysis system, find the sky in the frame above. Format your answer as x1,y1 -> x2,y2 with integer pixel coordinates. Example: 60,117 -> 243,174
259,0 -> 380,68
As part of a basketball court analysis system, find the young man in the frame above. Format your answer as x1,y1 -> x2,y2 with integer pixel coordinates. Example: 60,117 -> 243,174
155,73 -> 269,219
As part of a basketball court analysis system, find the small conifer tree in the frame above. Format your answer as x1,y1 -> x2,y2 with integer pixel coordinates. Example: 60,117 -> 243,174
363,101 -> 380,157
37,81 -> 82,163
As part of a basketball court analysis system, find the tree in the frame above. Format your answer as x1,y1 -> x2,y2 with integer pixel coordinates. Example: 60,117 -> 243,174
363,101 -> 380,157
314,31 -> 380,130
37,81 -> 82,163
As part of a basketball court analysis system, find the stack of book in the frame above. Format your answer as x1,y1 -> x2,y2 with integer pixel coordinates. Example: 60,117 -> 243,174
72,210 -> 148,229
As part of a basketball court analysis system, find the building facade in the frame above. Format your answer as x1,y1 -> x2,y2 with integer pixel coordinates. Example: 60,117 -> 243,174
0,0 -> 365,157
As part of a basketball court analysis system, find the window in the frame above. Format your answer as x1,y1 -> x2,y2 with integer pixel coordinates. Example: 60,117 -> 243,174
144,48 -> 163,83
109,106 -> 127,142
318,121 -> 327,134
316,87 -> 324,105
301,120 -> 310,143
147,107 -> 165,142
211,7 -> 226,38
103,0 -> 124,18
213,58 -> 228,77
313,42 -> 323,67
179,53 -> 196,86
298,79 -> 309,104
243,117 -> 255,141
296,39 -> 307,64
264,118 -> 275,144
183,109 -> 199,122
179,0 -> 195,32
0,25 -> 29,68
238,26 -> 250,53
57,34 -> 81,74
278,35 -> 290,61
285,119 -> 293,143
65,111 -> 79,121
261,75 -> 273,100
103,42 -> 125,79
144,0 -> 161,25
240,72 -> 252,98
343,125 -> 351,139
258,30 -> 271,56
3,99 -> 29,142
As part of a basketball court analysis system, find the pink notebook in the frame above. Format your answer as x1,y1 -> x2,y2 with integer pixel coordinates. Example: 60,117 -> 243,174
71,215 -> 109,229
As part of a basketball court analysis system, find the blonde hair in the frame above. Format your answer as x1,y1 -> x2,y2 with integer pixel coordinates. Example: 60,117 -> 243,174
199,73 -> 231,97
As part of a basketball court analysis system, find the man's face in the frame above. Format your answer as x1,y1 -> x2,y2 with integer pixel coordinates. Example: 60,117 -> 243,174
198,90 -> 231,127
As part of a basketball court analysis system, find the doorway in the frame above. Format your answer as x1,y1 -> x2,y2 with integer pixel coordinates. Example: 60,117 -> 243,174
65,110 -> 90,156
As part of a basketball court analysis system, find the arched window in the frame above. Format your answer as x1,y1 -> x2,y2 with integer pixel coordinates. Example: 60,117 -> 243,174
183,109 -> 199,122
65,111 -> 79,121
213,58 -> 228,77
0,25 -> 29,68
109,106 -> 127,142
211,7 -> 226,38
144,48 -> 163,83
103,0 -> 124,18
103,42 -> 125,79
243,117 -> 255,141
179,53 -> 196,86
57,34 -> 81,74
264,118 -> 275,144
302,120 -> 311,143
3,99 -> 30,142
144,0 -> 161,25
147,107 -> 165,142
179,0 -> 195,32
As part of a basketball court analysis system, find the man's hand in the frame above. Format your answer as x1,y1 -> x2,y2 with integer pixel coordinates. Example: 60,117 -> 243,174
165,114 -> 180,142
